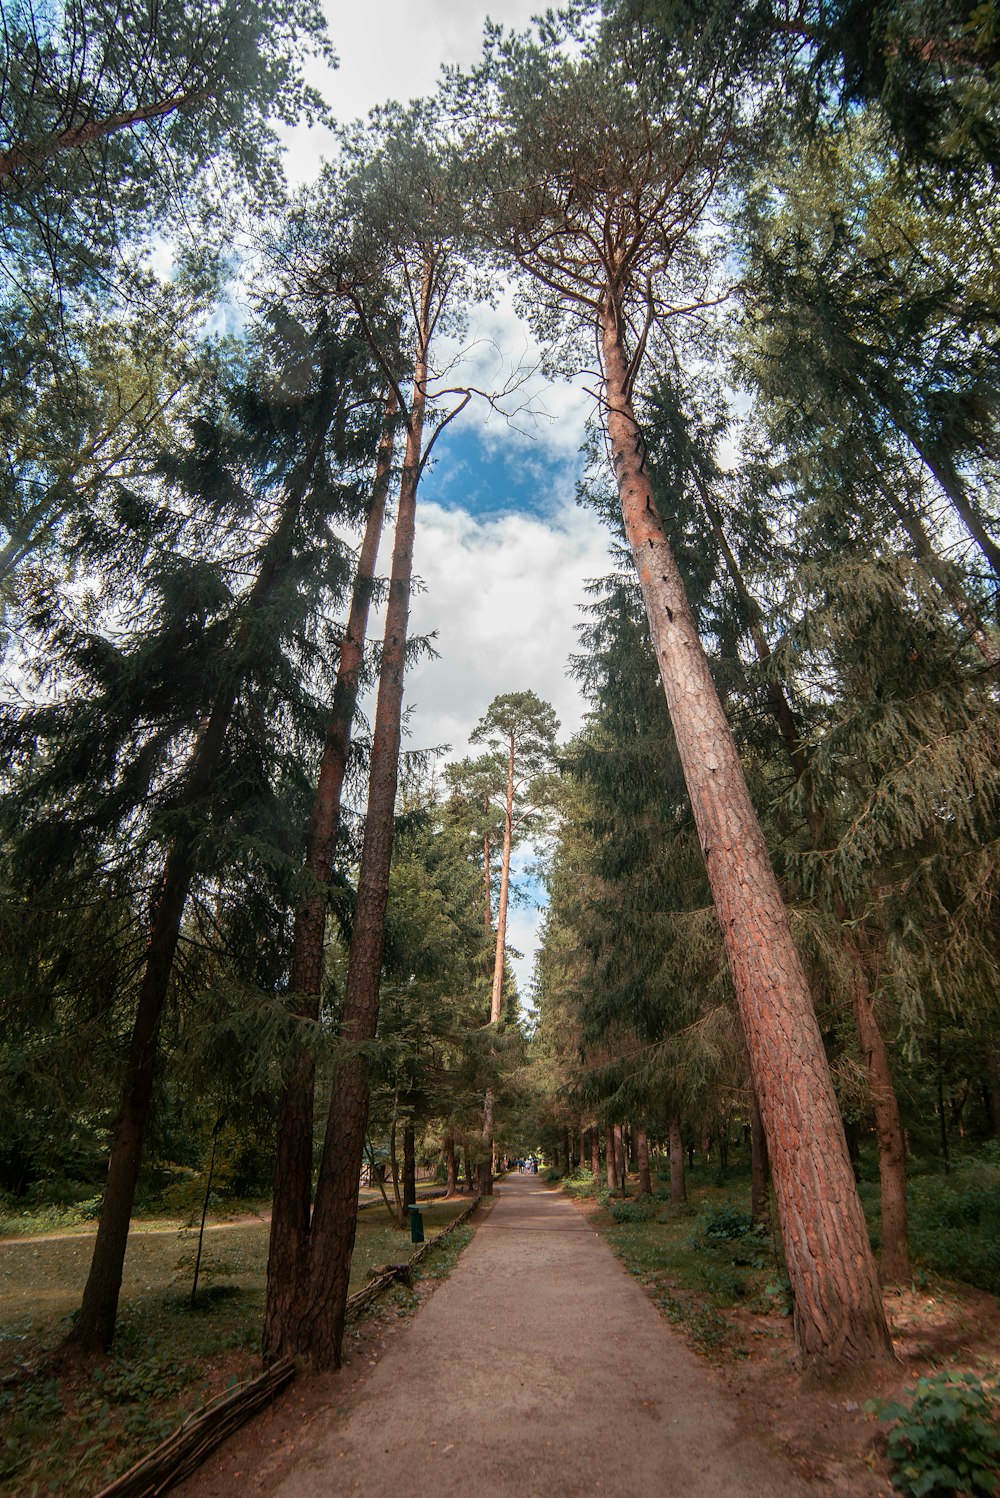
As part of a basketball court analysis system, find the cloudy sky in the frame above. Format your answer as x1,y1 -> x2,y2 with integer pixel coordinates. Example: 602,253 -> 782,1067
278,3 -> 615,994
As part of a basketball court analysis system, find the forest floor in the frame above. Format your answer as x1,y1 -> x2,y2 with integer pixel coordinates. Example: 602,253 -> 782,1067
178,1173 -> 840,1498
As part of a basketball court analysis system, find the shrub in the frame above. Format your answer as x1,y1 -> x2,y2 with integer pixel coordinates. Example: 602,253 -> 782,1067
607,1195 -> 659,1224
869,1372 -> 1000,1497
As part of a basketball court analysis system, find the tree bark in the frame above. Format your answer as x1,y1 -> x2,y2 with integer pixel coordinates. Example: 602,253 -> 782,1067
591,1124 -> 601,1179
669,1118 -> 687,1204
264,393 -> 396,1359
444,1134 -> 458,1197
490,732 -> 516,1024
287,284 -> 430,1369
69,384 -> 342,1354
636,1125 -> 652,1196
848,956 -> 910,1283
605,1124 -> 618,1193
601,306 -> 893,1374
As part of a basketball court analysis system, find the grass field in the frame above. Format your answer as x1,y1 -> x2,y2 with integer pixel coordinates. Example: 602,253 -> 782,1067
0,1191 -> 475,1495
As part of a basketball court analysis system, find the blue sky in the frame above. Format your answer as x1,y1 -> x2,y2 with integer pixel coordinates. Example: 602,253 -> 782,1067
421,425 -> 580,521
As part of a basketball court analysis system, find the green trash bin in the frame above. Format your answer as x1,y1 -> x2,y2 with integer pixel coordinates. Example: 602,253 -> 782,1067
406,1205 -> 425,1244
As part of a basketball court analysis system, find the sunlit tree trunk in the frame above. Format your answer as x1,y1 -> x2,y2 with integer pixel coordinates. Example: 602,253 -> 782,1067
704,479 -> 910,1287
601,303 -> 893,1373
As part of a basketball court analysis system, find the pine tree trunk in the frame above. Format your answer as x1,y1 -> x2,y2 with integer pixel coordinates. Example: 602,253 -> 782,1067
591,1125 -> 600,1179
479,1087 -> 495,1196
288,301 -> 429,1369
464,1147 -> 475,1193
601,307 -> 893,1374
264,396 -> 395,1359
605,1124 -> 618,1193
490,735 -> 516,1024
69,395 -> 341,1353
850,976 -> 909,1283
705,485 -> 911,1292
636,1126 -> 652,1196
444,1135 -> 458,1197
669,1118 -> 686,1204
750,1089 -> 770,1228
483,812 -> 492,940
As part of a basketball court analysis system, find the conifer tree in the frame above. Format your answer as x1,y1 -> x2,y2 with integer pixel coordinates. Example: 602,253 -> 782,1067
462,12 -> 892,1372
1,307 -> 381,1351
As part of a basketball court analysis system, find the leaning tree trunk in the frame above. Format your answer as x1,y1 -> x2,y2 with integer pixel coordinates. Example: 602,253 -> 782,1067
703,479 -> 911,1290
264,396 -> 396,1359
288,345 -> 427,1368
69,399 -> 338,1354
601,304 -> 893,1374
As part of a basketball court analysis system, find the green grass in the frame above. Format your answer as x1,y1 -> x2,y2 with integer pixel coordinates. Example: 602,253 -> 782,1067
0,1192 -> 474,1496
562,1162 -> 785,1358
566,1145 -> 1000,1362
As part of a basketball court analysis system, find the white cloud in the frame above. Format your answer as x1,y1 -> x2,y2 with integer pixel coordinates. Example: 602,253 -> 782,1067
403,499 -> 611,761
279,0 -> 543,184
406,498 -> 611,998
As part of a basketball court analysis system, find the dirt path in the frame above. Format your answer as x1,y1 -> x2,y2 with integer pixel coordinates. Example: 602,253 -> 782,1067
263,1174 -> 817,1498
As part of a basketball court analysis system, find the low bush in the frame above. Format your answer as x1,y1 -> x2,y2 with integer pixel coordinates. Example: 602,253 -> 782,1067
869,1371 -> 1000,1497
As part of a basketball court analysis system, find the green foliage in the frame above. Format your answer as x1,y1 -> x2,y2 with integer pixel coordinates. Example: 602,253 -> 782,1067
907,1162 -> 1000,1294
869,1372 -> 1000,1498
606,1194 -> 659,1223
